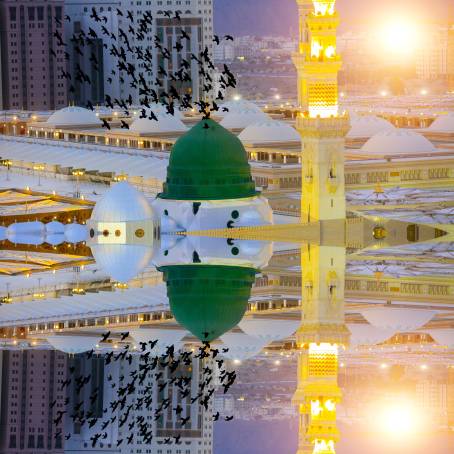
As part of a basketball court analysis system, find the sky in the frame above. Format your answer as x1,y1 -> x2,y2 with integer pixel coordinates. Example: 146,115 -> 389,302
214,0 -> 453,36
214,420 -> 454,454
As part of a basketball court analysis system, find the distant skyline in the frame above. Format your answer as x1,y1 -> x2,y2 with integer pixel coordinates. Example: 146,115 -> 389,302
214,0 -> 453,36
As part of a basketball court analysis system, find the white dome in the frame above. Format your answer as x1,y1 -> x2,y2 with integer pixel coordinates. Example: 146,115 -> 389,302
220,332 -> 269,360
130,113 -> 188,134
239,318 -> 300,341
238,120 -> 300,143
90,244 -> 153,283
7,221 -> 45,236
46,233 -> 65,245
347,115 -> 395,139
45,221 -> 65,234
130,328 -> 186,354
46,335 -> 98,354
46,106 -> 100,126
361,130 -> 435,156
427,113 -> 454,133
347,323 -> 396,347
427,329 -> 454,348
133,105 -> 183,119
91,182 -> 153,222
218,100 -> 262,117
220,109 -> 269,129
64,223 -> 88,243
361,307 -> 435,332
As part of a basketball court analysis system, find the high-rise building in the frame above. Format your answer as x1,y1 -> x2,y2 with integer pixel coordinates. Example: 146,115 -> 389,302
415,379 -> 448,427
448,366 -> 454,428
64,353 -> 120,452
447,25 -> 454,92
64,0 -> 121,107
415,26 -> 449,81
0,349 -> 67,454
118,0 -> 214,105
65,0 -> 213,106
0,0 -> 68,110
65,351 -> 214,454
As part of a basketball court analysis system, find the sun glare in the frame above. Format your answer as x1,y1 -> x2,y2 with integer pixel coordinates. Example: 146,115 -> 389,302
379,18 -> 420,57
376,399 -> 423,438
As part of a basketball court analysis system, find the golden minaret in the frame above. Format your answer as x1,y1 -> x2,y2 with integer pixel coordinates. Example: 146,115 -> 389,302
292,0 -> 350,222
292,2 -> 350,453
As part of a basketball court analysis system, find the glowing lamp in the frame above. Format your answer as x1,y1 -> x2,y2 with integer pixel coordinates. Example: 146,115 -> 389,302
313,0 -> 336,16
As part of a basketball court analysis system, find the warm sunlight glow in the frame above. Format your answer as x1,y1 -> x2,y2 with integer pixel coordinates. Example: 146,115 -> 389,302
379,18 -> 420,57
377,399 -> 422,438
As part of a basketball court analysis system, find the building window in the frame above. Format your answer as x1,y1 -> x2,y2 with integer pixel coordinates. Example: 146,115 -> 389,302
9,7 -> 16,21
28,7 -> 35,20
8,435 -> 16,449
37,435 -> 44,449
37,6 -> 44,21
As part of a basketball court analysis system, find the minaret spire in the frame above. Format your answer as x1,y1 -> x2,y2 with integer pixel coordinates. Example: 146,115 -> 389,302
292,2 -> 350,454
293,0 -> 349,223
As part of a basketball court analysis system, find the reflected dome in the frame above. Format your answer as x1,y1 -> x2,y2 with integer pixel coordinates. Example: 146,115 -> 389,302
46,335 -> 99,354
160,264 -> 256,342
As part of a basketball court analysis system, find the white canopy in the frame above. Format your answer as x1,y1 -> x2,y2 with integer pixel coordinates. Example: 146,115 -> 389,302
0,137 -> 168,182
239,318 -> 300,341
46,335 -> 99,354
427,113 -> 454,133
347,115 -> 395,139
361,307 -> 435,331
238,120 -> 300,144
360,130 -> 435,156
46,106 -> 101,127
0,285 -> 168,327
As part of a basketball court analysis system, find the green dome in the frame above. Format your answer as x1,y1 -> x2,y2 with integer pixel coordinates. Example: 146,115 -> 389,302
159,264 -> 257,342
159,119 -> 257,200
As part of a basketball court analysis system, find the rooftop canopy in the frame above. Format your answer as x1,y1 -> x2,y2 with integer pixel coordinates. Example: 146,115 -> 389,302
46,106 -> 101,127
346,115 -> 395,139
239,317 -> 300,341
129,113 -> 188,135
220,332 -> 269,360
220,109 -> 269,130
129,327 -> 187,354
45,335 -> 100,354
159,119 -> 257,200
361,307 -> 435,331
218,99 -> 263,118
427,112 -> 454,133
238,120 -> 300,144
159,264 -> 256,342
360,130 -> 436,156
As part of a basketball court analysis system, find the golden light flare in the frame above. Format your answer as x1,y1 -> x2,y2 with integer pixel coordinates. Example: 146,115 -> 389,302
378,17 -> 421,58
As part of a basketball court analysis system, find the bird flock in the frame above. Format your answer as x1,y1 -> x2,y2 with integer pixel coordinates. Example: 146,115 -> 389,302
53,331 -> 237,447
52,8 -> 237,129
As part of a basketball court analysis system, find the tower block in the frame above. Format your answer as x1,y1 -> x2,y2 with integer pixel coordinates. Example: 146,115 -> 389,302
293,0 -> 350,222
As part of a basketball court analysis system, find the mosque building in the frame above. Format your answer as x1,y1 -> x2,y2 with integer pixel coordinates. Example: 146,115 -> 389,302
0,92 -> 453,217
85,116 -> 273,345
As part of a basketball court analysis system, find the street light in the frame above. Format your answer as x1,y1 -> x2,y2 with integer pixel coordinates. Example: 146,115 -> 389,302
33,163 -> 45,186
72,169 -> 85,198
0,159 -> 12,181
